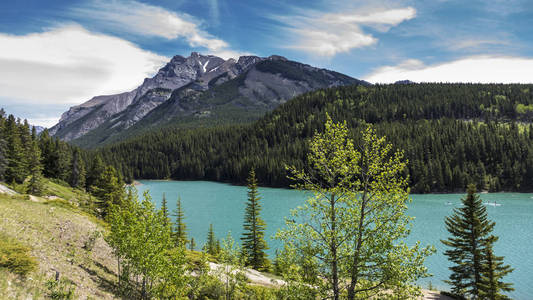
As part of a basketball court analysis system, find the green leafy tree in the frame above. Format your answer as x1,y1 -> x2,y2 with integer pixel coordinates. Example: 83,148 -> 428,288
278,117 -> 433,300
442,184 -> 497,298
241,168 -> 269,271
172,196 -> 188,245
106,189 -> 188,299
217,232 -> 248,299
273,243 -> 319,300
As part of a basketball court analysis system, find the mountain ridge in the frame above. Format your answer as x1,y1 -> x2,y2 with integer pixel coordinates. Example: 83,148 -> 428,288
50,53 -> 364,147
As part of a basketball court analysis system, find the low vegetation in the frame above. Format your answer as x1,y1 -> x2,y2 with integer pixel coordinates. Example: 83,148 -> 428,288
0,232 -> 37,276
0,186 -> 116,299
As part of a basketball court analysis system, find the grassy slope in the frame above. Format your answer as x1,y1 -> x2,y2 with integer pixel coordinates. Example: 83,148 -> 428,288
0,180 -> 117,299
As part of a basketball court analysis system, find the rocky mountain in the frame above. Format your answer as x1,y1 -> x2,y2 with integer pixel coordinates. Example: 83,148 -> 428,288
51,52 -> 364,147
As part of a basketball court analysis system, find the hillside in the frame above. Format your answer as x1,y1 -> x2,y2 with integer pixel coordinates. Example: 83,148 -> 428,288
97,83 -> 533,193
0,180 -> 451,300
0,179 -> 116,299
50,53 -> 362,148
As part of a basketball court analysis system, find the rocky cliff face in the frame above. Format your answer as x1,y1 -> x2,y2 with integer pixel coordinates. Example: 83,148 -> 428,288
51,52 -> 364,146
50,52 -> 233,141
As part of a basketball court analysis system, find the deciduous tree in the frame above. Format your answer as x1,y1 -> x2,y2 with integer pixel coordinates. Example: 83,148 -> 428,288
278,117 -> 432,300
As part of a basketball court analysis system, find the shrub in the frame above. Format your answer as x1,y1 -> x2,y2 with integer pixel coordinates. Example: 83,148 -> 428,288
83,230 -> 101,252
0,233 -> 38,276
46,276 -> 76,299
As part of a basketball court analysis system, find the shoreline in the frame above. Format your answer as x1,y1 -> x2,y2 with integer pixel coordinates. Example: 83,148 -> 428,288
131,179 -> 533,194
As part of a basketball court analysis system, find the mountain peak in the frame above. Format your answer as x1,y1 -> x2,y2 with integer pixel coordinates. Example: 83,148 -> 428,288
268,55 -> 288,61
50,53 -> 361,145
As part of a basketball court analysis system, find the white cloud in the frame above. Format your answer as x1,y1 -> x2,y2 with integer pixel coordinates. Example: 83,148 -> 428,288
0,24 -> 168,105
446,39 -> 510,51
365,56 -> 533,83
278,6 -> 416,57
69,0 -> 241,59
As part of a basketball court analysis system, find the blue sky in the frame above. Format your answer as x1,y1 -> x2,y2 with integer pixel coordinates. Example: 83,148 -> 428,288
1,0 -> 533,127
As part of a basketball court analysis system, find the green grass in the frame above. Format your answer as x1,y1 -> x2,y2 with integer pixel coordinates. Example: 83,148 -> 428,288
0,232 -> 37,276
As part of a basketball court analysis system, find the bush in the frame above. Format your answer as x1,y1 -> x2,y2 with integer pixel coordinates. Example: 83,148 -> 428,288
440,291 -> 467,300
83,230 -> 101,252
0,233 -> 38,276
46,276 -> 76,299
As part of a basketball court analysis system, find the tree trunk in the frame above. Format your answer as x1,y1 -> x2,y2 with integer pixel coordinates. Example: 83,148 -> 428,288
348,167 -> 369,300
330,193 -> 339,300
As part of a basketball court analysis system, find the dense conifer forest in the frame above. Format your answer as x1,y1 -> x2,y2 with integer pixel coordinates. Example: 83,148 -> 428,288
96,83 -> 533,193
0,109 -> 122,213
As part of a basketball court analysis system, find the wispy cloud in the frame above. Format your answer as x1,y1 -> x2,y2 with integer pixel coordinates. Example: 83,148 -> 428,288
446,38 -> 511,51
0,24 -> 168,105
275,5 -> 416,57
206,0 -> 220,26
364,56 -> 533,83
69,0 -> 241,58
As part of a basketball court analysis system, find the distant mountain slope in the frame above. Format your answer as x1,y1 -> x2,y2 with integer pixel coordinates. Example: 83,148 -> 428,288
96,83 -> 533,193
51,53 -> 363,148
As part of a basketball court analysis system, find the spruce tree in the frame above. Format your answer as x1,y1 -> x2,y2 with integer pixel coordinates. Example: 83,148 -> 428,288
20,120 -> 32,176
0,111 -> 7,181
189,237 -> 196,251
86,155 -> 105,192
91,166 -> 124,218
5,115 -> 26,183
479,237 -> 514,299
161,193 -> 170,227
441,184 -> 496,298
27,127 -> 44,195
204,224 -> 217,256
172,196 -> 187,245
69,148 -> 86,189
241,168 -> 269,270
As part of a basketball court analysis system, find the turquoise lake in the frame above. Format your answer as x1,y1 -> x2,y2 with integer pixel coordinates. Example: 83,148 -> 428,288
137,180 -> 533,299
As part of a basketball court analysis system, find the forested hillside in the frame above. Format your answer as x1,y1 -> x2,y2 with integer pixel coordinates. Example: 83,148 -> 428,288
97,83 -> 533,193
0,109 -> 123,209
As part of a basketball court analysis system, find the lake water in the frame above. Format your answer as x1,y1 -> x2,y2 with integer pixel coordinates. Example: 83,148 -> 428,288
137,180 -> 533,299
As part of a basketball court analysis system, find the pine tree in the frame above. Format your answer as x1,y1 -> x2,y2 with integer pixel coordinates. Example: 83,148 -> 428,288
203,224 -> 217,256
172,196 -> 187,245
19,120 -> 32,176
69,148 -> 86,189
441,184 -> 496,298
161,193 -> 170,227
189,238 -> 196,251
241,168 -> 269,270
86,155 -> 105,191
54,139 -> 71,182
27,127 -> 44,195
5,115 -> 26,183
0,111 -> 7,181
91,166 -> 124,218
39,129 -> 57,178
479,236 -> 514,299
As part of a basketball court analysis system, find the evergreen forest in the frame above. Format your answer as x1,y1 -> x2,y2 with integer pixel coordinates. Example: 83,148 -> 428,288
96,83 -> 533,193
